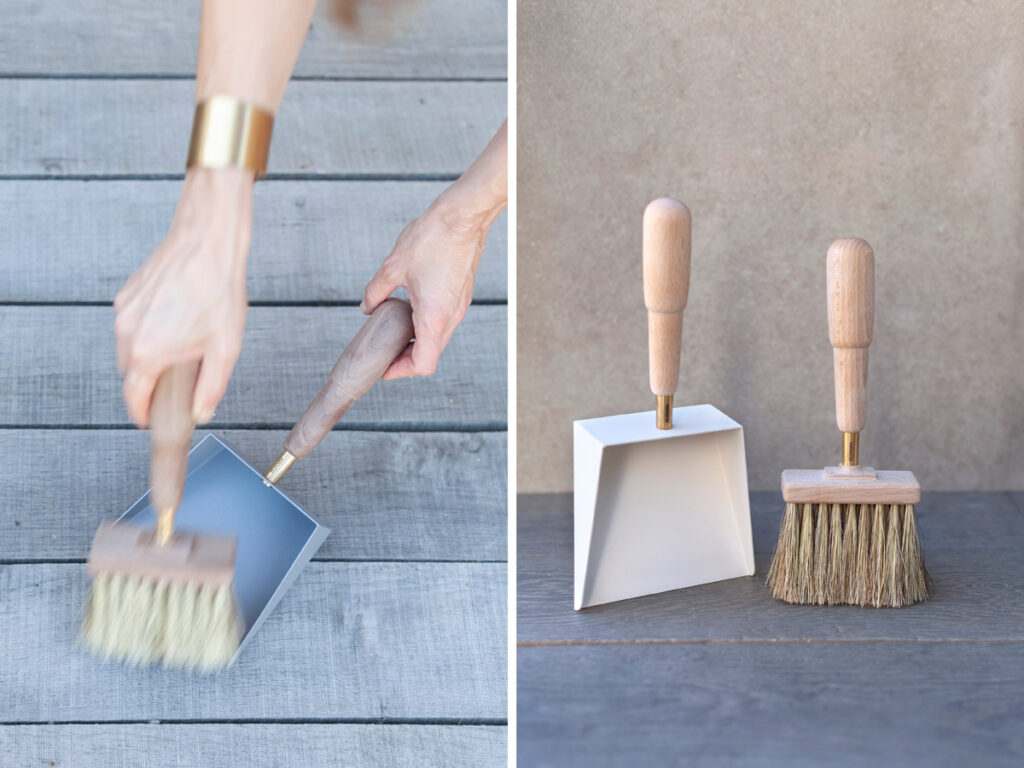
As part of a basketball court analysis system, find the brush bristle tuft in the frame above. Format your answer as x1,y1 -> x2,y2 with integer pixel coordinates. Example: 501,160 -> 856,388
767,502 -> 929,607
80,572 -> 242,671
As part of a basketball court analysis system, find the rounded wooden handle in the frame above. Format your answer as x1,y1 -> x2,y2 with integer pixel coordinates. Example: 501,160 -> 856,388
642,197 -> 691,396
284,298 -> 414,460
826,237 -> 874,433
149,361 -> 199,514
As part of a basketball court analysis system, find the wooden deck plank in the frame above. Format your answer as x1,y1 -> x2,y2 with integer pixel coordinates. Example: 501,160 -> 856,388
1,0 -> 507,79
518,642 -> 1024,768
518,551 -> 1024,643
0,80 -> 505,177
0,306 -> 506,426
0,429 -> 505,561
0,563 -> 506,721
0,181 -> 507,302
0,724 -> 505,768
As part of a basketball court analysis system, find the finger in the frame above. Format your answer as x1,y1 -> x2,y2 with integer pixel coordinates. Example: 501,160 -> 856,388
381,343 -> 415,380
192,341 -> 241,424
361,263 -> 401,314
122,366 -> 160,428
409,329 -> 445,377
115,325 -> 131,376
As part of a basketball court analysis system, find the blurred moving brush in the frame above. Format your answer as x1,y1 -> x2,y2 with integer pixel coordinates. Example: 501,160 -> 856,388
766,237 -> 929,608
81,361 -> 242,670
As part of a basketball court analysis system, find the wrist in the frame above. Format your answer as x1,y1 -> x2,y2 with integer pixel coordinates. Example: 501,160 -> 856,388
181,166 -> 256,204
434,176 -> 506,234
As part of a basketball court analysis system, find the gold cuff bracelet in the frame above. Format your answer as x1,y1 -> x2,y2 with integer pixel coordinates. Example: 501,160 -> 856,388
186,96 -> 275,177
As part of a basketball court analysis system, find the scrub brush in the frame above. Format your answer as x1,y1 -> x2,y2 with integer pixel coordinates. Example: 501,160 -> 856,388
81,361 -> 242,670
766,237 -> 929,607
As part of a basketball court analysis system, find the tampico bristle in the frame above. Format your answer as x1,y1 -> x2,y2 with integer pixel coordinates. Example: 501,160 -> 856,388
80,572 -> 243,671
766,501 -> 929,608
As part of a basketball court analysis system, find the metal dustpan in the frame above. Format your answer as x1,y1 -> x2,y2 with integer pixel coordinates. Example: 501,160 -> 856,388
110,298 -> 414,660
573,199 -> 754,610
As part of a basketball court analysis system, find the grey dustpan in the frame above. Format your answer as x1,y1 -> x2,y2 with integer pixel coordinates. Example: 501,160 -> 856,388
118,434 -> 330,658
107,298 -> 415,662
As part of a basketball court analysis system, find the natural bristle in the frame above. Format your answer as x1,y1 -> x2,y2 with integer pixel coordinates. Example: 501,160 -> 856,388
766,502 -> 929,607
80,571 -> 242,671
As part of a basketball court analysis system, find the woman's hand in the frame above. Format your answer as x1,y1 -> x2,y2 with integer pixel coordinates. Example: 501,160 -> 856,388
361,121 -> 508,379
114,168 -> 254,427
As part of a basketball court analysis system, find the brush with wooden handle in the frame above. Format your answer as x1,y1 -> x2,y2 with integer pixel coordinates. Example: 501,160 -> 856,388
82,298 -> 415,669
643,197 -> 691,429
766,238 -> 929,607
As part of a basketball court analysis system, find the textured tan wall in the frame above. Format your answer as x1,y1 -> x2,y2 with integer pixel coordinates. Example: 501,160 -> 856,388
517,0 -> 1024,492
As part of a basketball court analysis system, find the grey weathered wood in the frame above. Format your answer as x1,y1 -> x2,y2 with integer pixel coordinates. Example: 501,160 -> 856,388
518,492 -> 1024,556
0,80 -> 505,176
1,0 -> 507,78
518,643 -> 1024,768
0,429 -> 505,561
0,724 -> 506,768
0,562 -> 506,720
518,550 -> 1024,643
0,306 -> 506,426
0,181 -> 507,302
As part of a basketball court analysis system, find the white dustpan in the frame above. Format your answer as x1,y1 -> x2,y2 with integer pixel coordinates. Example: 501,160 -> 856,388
573,199 -> 754,610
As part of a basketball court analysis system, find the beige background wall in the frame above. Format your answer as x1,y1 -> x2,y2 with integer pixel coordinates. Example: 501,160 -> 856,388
518,0 -> 1023,493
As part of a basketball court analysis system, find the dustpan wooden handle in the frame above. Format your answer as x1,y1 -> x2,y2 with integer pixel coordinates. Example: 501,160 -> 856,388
150,361 -> 199,522
284,298 -> 414,460
826,237 -> 874,434
642,198 -> 691,397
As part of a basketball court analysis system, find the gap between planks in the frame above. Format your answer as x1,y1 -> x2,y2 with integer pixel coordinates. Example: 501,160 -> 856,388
518,637 -> 1024,647
0,718 -> 507,726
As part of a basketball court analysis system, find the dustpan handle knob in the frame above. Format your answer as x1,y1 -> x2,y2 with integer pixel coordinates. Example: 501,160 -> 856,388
642,198 -> 691,398
284,298 -> 414,460
826,237 -> 874,436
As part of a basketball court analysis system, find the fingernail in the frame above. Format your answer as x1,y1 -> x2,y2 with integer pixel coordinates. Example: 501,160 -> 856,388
359,300 -> 368,313
195,409 -> 215,425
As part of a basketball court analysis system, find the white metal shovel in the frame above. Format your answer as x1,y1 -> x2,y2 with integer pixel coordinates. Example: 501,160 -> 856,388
573,198 -> 754,610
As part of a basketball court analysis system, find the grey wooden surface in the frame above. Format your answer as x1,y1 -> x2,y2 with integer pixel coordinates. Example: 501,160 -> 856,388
1,0 -> 507,79
2,429 -> 506,561
1,563 -> 505,721
0,80 -> 505,177
518,492 -> 1024,767
0,181 -> 507,302
0,724 -> 505,768
0,306 -> 506,426
1,2 -> 507,763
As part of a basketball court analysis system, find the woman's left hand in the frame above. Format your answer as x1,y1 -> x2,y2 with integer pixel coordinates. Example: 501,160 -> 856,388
361,192 -> 492,379
361,121 -> 507,379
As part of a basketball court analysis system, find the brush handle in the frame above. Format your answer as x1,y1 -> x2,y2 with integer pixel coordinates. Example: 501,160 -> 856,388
149,361 -> 199,522
642,197 -> 691,397
826,237 -> 875,434
284,298 -> 414,460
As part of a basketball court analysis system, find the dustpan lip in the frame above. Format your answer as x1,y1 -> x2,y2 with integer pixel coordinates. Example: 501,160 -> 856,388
573,403 -> 742,447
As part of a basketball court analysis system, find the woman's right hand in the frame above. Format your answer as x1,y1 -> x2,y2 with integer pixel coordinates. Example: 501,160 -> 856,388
114,167 -> 254,428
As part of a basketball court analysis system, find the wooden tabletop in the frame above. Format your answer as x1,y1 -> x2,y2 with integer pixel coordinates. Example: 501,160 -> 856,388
0,3 -> 507,765
518,491 -> 1024,767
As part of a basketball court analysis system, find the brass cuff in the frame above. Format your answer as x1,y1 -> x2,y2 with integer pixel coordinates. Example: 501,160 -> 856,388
186,96 -> 274,177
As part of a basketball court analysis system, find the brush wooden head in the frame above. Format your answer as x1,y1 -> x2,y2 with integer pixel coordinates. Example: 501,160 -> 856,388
86,519 -> 237,587
781,467 -> 920,504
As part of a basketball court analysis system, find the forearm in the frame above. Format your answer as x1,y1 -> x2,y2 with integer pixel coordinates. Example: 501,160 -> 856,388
196,0 -> 317,113
181,1 -> 316,231
440,120 -> 508,230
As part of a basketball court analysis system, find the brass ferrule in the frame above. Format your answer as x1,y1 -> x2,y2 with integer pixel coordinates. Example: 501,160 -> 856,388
187,96 -> 275,177
154,507 -> 175,546
842,432 -> 859,467
656,394 -> 674,430
264,450 -> 297,486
